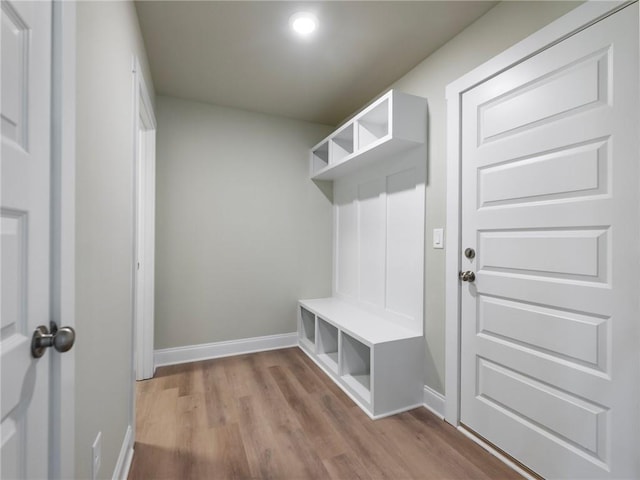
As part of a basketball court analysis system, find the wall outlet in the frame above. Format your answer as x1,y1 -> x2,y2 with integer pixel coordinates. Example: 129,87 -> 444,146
433,228 -> 444,249
92,431 -> 102,480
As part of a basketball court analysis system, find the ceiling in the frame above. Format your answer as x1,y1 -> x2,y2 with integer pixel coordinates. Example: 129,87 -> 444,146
135,1 -> 497,125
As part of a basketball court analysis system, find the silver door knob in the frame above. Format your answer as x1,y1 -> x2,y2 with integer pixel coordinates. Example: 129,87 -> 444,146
31,324 -> 76,358
459,271 -> 476,282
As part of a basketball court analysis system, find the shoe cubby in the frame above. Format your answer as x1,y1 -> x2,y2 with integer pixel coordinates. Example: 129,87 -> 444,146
316,317 -> 339,373
299,306 -> 316,351
341,333 -> 371,404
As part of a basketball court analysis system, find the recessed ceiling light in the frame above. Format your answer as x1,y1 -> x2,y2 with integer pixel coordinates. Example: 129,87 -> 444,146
289,12 -> 317,36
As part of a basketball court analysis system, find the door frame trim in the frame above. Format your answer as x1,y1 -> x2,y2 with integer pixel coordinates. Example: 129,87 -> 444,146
443,0 -> 632,426
50,1 -> 76,477
132,56 -> 157,383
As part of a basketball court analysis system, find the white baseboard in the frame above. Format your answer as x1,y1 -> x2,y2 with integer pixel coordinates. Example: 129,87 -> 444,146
154,332 -> 298,368
423,384 -> 445,419
112,425 -> 133,480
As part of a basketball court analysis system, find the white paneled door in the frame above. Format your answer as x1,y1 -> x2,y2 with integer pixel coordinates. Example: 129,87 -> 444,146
1,0 -> 53,478
460,4 -> 638,479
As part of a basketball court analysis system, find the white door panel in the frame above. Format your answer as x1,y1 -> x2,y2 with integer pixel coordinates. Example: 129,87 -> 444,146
478,50 -> 608,142
478,296 -> 607,369
479,228 -> 607,278
478,139 -> 607,208
1,1 -> 52,478
460,4 -> 638,478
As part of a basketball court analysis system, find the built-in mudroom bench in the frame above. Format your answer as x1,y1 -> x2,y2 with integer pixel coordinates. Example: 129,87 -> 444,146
298,89 -> 428,419
298,298 -> 423,418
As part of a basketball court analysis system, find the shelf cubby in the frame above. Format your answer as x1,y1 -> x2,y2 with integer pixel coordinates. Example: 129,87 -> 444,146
357,100 -> 389,150
329,123 -> 354,164
299,306 -> 316,351
341,333 -> 371,403
311,142 -> 329,176
317,317 -> 339,373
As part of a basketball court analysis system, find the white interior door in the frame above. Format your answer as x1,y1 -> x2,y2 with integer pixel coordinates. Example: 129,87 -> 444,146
1,1 -> 53,477
460,4 -> 639,478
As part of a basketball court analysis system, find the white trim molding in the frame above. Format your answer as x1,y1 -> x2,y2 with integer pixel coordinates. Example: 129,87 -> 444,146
112,425 -> 134,480
444,0 -> 630,427
50,1 -> 76,478
422,385 -> 445,419
132,56 -> 157,382
154,333 -> 298,367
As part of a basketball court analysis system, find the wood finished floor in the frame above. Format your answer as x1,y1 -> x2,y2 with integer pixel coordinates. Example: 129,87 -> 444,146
128,347 -> 522,479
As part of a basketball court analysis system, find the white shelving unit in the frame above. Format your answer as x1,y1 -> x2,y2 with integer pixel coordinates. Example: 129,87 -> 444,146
300,89 -> 426,419
309,90 -> 427,180
298,298 -> 423,419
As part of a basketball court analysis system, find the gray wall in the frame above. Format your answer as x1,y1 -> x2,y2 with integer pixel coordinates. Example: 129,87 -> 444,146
155,96 -> 333,349
384,1 -> 580,393
75,2 -> 154,478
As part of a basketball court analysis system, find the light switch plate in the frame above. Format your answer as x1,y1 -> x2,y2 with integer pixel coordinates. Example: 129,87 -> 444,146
433,228 -> 444,249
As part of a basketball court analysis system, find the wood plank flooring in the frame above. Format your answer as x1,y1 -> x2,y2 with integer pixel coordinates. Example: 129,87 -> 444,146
128,347 -> 522,479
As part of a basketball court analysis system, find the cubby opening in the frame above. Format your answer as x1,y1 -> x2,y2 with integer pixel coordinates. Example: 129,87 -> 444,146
341,333 -> 371,402
357,99 -> 389,150
311,142 -> 329,174
300,307 -> 315,348
330,123 -> 354,164
317,318 -> 339,373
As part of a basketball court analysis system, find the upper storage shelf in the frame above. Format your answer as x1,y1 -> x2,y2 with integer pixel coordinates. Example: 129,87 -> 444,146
310,90 -> 427,180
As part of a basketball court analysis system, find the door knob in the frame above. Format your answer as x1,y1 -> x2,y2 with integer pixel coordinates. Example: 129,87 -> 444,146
459,271 -> 476,282
31,324 -> 76,358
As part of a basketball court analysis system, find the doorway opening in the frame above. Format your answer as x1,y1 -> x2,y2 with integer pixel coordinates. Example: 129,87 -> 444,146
132,58 -> 156,384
